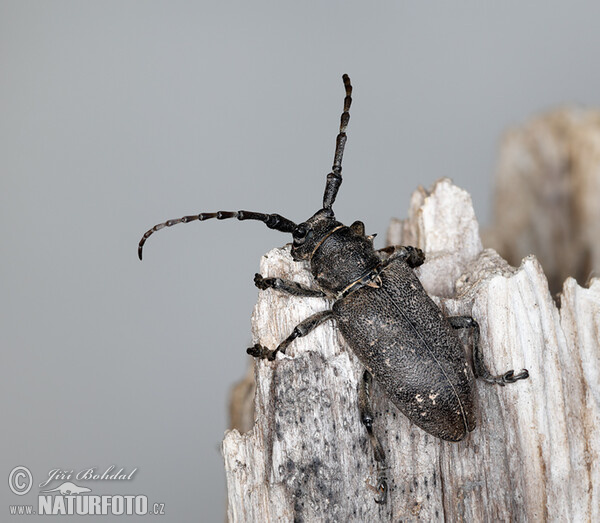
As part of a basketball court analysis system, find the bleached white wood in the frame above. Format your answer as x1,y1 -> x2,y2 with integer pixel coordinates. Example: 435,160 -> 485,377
222,179 -> 600,522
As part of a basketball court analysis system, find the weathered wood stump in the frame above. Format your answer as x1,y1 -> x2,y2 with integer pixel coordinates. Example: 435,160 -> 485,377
485,108 -> 600,295
223,179 -> 600,522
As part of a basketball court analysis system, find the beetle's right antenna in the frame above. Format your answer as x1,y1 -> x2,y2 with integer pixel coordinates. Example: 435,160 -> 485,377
138,210 -> 297,260
322,74 -> 352,212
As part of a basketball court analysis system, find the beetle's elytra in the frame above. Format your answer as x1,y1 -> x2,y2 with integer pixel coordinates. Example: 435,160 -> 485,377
139,75 -> 529,503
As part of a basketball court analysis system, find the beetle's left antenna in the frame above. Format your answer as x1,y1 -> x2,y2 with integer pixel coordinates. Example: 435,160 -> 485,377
322,74 -> 352,211
138,211 -> 297,260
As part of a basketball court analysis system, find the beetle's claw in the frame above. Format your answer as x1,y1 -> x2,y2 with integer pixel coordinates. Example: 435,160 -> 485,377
247,343 -> 277,360
500,368 -> 529,385
374,478 -> 388,504
509,368 -> 529,382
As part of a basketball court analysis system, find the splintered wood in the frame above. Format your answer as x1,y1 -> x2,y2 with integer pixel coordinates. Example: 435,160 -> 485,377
222,179 -> 599,522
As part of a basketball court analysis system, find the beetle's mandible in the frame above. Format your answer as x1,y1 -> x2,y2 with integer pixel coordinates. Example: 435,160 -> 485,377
138,75 -> 529,504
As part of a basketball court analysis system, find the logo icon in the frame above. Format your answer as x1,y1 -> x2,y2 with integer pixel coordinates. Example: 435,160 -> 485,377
40,481 -> 91,495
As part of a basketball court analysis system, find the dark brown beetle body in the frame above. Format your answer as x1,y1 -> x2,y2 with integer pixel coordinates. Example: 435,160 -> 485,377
334,256 -> 476,441
333,260 -> 475,441
292,211 -> 476,442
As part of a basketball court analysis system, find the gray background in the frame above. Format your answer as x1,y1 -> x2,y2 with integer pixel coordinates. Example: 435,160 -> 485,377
2,1 -> 600,521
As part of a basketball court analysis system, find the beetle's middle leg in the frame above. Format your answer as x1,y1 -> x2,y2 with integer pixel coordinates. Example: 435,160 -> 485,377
448,315 -> 529,385
247,310 -> 334,361
359,369 -> 388,504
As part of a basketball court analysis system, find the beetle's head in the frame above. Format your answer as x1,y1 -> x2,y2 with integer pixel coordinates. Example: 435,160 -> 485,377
290,208 -> 343,261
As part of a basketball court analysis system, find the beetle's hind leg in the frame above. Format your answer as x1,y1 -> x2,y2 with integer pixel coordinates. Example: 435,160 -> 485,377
247,310 -> 334,361
359,370 -> 388,504
448,316 -> 529,386
254,273 -> 327,298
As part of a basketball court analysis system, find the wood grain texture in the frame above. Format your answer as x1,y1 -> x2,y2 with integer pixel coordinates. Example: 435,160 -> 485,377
223,179 -> 599,522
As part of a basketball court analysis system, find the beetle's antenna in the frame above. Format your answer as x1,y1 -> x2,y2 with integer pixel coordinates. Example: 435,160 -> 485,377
322,73 -> 352,211
138,211 -> 297,260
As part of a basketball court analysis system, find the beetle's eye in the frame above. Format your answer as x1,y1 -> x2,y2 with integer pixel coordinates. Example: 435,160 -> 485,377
294,226 -> 307,238
293,225 -> 309,245
293,225 -> 308,240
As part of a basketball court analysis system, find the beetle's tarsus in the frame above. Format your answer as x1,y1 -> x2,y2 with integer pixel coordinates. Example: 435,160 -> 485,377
248,310 -> 333,363
475,365 -> 531,386
247,344 -> 277,360
484,371 -> 511,386
478,367 -> 530,386
254,273 -> 327,298
254,273 -> 268,290
502,368 -> 529,384
374,478 -> 388,504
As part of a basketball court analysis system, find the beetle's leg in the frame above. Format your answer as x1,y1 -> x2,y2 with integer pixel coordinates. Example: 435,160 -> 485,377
377,245 -> 425,268
358,370 -> 388,504
247,310 -> 334,361
448,316 -> 529,386
254,273 -> 327,298
358,370 -> 386,462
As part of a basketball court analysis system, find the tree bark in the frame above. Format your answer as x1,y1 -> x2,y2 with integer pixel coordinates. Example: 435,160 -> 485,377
222,179 -> 600,522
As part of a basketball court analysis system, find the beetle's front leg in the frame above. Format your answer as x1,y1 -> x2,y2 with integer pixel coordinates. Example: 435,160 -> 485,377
247,310 -> 334,361
254,273 -> 327,298
448,315 -> 529,385
377,245 -> 425,268
358,369 -> 388,504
